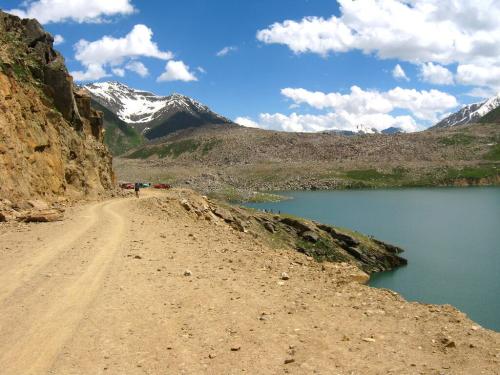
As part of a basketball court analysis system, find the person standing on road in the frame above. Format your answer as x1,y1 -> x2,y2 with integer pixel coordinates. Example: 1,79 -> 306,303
134,182 -> 140,198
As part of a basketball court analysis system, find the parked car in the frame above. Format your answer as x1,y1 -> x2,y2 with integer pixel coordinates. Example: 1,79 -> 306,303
153,183 -> 171,189
120,182 -> 134,189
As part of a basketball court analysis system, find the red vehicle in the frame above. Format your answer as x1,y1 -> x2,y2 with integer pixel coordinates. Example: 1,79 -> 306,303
120,182 -> 135,189
153,183 -> 171,189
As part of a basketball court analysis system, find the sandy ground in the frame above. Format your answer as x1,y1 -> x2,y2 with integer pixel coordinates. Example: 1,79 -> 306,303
0,189 -> 498,375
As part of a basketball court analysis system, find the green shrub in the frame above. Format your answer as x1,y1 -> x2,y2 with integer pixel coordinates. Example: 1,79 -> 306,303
439,134 -> 475,146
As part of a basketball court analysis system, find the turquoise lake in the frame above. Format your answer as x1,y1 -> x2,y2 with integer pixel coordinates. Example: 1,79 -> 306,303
246,187 -> 500,331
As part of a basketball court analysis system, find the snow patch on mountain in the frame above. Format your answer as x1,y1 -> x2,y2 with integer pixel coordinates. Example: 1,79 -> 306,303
84,81 -> 227,125
433,93 -> 500,128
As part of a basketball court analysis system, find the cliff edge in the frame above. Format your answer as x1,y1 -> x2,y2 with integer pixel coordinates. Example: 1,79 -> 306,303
0,11 -> 113,206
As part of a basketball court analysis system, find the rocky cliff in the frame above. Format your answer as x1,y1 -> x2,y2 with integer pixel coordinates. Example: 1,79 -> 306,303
0,11 -> 114,207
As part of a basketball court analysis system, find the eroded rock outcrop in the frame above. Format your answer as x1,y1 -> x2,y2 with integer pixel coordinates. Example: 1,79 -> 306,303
169,190 -> 407,274
0,11 -> 114,210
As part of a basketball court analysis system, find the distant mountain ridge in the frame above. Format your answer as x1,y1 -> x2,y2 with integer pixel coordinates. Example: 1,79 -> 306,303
432,93 -> 500,129
85,82 -> 234,140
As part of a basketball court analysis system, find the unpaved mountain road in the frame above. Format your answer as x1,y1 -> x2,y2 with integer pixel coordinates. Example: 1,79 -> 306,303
0,189 -> 498,375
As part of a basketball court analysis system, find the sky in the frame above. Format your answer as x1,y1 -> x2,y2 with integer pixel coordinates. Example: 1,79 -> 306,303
1,0 -> 500,132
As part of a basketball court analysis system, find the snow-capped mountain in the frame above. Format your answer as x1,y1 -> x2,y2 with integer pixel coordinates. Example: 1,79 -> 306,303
432,93 -> 500,129
84,82 -> 233,139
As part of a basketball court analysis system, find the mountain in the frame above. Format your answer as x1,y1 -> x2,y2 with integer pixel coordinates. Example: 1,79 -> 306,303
85,82 -> 234,140
381,127 -> 404,134
479,106 -> 500,124
432,94 -> 500,129
0,11 -> 113,205
90,99 -> 144,156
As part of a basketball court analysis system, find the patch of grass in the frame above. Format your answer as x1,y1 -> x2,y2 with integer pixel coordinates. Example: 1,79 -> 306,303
343,167 -> 407,183
439,134 -> 475,146
201,139 -> 222,155
296,238 -> 349,263
128,140 -> 208,159
484,143 -> 500,161
128,146 -> 157,159
11,62 -> 29,81
162,139 -> 200,158
132,140 -> 200,159
104,121 -> 143,156
444,164 -> 499,180
247,192 -> 288,203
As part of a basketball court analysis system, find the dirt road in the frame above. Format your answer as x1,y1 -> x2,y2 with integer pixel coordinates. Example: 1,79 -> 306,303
0,189 -> 498,374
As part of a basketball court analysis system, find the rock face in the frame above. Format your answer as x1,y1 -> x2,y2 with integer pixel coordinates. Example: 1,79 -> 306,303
173,190 -> 407,274
0,11 -> 114,205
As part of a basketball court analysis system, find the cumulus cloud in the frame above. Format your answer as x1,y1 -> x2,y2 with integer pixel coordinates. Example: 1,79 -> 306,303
257,0 -> 500,90
157,60 -> 198,82
125,61 -> 149,77
420,63 -> 454,85
281,86 -> 457,122
53,34 -> 64,46
216,46 -> 238,57
112,67 -> 125,77
238,112 -> 420,133
392,64 -> 409,81
71,24 -> 172,81
235,117 -> 260,128
239,84 -> 458,133
456,63 -> 500,89
8,0 -> 135,24
72,64 -> 109,81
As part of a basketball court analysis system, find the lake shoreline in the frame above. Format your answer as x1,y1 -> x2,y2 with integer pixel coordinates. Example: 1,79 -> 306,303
245,186 -> 500,331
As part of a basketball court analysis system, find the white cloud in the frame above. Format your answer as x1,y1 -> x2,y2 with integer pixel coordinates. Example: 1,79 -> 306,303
257,16 -> 353,56
238,84 -> 459,133
239,112 -> 420,133
281,86 -> 458,122
112,67 -> 125,77
125,61 -> 149,77
419,63 -> 454,85
8,0 -> 135,24
466,87 -> 498,99
257,0 -> 500,90
456,63 -> 500,89
197,66 -> 207,74
392,64 -> 409,81
235,117 -> 260,128
157,60 -> 198,82
71,24 -> 172,81
72,64 -> 109,81
53,34 -> 64,46
216,46 -> 237,57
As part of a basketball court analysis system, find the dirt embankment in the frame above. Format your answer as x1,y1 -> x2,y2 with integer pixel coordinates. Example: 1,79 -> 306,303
0,189 -> 498,375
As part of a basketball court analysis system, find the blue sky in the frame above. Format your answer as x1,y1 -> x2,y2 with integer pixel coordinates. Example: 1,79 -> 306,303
1,0 -> 499,132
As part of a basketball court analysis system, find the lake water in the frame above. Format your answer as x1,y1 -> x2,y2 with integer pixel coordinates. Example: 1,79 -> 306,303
246,187 -> 500,331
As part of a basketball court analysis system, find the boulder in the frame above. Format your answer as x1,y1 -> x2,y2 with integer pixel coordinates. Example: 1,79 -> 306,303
302,230 -> 319,242
280,217 -> 315,234
263,222 -> 276,233
27,199 -> 49,210
18,209 -> 63,222
213,206 -> 234,222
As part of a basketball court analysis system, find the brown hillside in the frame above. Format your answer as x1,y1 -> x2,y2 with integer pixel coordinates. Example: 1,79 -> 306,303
116,122 -> 499,196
